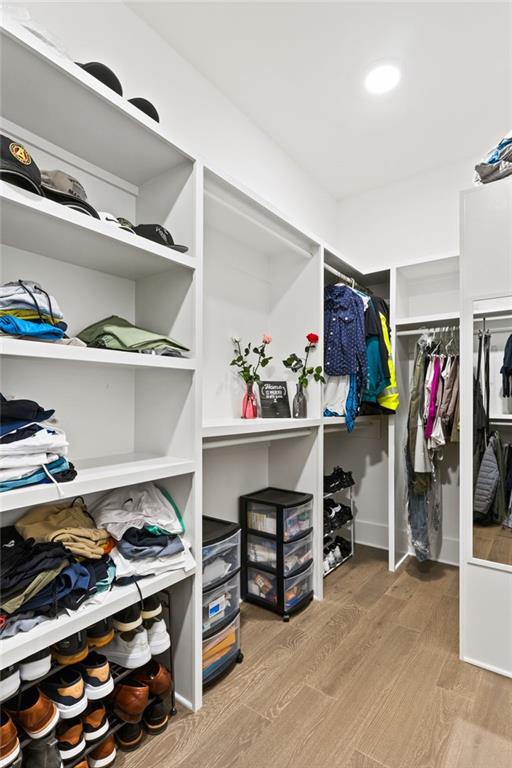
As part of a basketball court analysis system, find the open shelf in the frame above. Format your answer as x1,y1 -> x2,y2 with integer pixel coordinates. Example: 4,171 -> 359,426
0,453 -> 195,512
395,311 -> 460,331
0,182 -> 195,280
0,20 -> 193,186
0,567 -> 195,668
395,256 -> 459,321
0,337 -> 196,371
202,418 -> 321,439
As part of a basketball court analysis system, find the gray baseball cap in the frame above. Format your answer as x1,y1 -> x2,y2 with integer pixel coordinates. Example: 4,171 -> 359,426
41,170 -> 99,218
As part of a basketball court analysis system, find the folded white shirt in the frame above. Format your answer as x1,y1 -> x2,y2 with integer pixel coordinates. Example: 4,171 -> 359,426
110,540 -> 196,579
0,452 -> 60,469
0,424 -> 68,456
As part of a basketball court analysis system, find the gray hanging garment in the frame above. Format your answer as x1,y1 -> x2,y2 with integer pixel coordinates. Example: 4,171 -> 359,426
473,435 -> 499,523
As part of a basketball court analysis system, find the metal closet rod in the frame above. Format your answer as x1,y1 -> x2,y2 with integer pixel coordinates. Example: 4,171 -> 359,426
396,324 -> 460,337
324,263 -> 372,294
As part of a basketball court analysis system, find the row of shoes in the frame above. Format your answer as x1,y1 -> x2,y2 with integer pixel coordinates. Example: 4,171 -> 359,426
323,536 -> 352,574
324,498 -> 353,535
324,465 -> 355,494
0,595 -> 173,767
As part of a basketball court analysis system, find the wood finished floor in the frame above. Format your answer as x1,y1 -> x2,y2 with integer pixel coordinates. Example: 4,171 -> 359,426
118,546 -> 512,768
473,522 -> 512,566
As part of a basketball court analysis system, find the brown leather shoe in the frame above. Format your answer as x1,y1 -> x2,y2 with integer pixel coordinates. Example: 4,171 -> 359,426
109,679 -> 149,724
0,711 -> 20,766
80,701 -> 109,742
88,734 -> 116,767
56,717 -> 85,763
5,687 -> 59,739
133,660 -> 172,697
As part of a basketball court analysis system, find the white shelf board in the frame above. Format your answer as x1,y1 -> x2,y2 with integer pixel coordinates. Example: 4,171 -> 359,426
0,453 -> 195,513
0,337 -> 195,371
0,182 -> 195,280
0,567 -> 195,669
323,415 -> 377,427
202,417 -> 322,439
0,20 -> 193,186
395,311 -> 460,330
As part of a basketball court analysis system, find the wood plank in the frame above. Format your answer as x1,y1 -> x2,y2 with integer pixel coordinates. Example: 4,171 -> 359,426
436,651 -> 483,700
350,753 -> 391,768
419,594 -> 459,654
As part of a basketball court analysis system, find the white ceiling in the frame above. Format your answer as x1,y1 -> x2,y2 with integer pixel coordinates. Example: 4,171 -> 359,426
130,2 -> 511,200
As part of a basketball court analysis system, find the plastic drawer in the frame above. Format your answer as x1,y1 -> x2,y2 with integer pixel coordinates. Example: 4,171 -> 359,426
284,563 -> 313,611
246,502 -> 277,535
202,529 -> 241,589
247,566 -> 277,606
247,533 -> 277,569
202,613 -> 241,682
202,572 -> 240,634
283,500 -> 313,541
284,531 -> 313,576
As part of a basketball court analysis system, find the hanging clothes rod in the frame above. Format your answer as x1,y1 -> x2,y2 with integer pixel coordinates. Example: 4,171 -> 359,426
473,327 -> 512,335
324,263 -> 371,294
396,324 -> 460,337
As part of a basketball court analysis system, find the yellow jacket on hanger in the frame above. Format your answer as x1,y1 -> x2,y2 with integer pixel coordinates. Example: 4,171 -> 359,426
377,313 -> 399,412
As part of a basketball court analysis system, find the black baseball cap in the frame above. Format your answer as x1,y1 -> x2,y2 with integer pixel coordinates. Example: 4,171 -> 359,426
128,98 -> 160,123
77,62 -> 123,96
134,224 -> 188,253
0,134 -> 42,195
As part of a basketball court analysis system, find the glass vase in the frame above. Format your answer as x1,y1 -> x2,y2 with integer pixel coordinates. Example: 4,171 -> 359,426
242,383 -> 258,419
293,383 -> 307,418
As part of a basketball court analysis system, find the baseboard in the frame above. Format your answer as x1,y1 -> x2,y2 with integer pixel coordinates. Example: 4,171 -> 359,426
175,691 -> 194,711
462,655 -> 512,679
355,519 -> 388,550
436,535 -> 459,566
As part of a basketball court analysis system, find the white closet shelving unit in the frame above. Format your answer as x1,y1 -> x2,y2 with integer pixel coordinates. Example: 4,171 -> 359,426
0,18 -> 202,711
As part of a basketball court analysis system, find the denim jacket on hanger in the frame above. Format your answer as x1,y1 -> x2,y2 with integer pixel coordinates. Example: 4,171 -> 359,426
324,284 -> 367,381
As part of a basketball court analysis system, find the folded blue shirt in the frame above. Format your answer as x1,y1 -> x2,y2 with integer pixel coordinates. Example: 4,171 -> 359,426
0,315 -> 65,341
0,457 -> 69,492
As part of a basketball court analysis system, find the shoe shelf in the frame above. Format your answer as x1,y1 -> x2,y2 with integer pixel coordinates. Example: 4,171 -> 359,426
0,453 -> 196,513
0,337 -> 196,372
0,182 -> 195,281
323,551 -> 353,577
0,20 -> 193,186
323,479 -> 355,578
0,568 -> 195,669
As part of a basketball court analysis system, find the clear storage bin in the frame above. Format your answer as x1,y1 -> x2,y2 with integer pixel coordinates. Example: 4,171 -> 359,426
247,533 -> 277,569
246,502 -> 277,535
202,528 -> 241,589
202,572 -> 240,634
202,613 -> 241,683
283,500 -> 313,541
247,566 -> 277,606
284,531 -> 313,576
284,563 -> 313,612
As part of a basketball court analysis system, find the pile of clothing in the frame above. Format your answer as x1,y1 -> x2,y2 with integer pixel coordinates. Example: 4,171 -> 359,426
0,279 -> 68,342
323,283 -> 398,431
0,483 -> 195,639
77,315 -> 189,358
405,332 -> 460,561
88,482 -> 195,579
474,132 -> 512,185
0,394 -> 76,492
0,499 -> 115,636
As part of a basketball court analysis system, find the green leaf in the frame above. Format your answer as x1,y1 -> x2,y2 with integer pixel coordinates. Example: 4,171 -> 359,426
315,366 -> 322,374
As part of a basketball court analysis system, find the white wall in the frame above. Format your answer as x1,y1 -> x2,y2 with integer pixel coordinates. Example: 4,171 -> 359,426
337,159 -> 474,273
12,1 -> 339,246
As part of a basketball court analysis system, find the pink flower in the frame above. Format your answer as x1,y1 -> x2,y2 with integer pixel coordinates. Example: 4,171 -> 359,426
307,333 -> 319,344
262,334 -> 272,345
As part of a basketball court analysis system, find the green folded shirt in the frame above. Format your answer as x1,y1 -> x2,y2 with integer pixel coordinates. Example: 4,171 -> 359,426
78,315 -> 189,354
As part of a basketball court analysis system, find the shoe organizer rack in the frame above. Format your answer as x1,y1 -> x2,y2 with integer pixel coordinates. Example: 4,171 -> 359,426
241,488 -> 315,621
4,587 -> 177,767
323,484 -> 355,577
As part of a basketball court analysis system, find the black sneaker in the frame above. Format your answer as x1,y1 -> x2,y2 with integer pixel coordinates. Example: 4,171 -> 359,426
141,594 -> 162,621
87,618 -> 115,649
113,603 -> 142,632
324,466 -> 355,493
52,631 -> 88,665
116,722 -> 144,752
334,536 -> 352,558
142,697 -> 169,735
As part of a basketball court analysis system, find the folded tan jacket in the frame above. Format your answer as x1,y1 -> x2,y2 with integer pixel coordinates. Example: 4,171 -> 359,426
16,499 -> 110,559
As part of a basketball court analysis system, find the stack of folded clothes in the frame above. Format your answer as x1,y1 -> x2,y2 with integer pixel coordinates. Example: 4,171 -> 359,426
0,279 -> 67,341
89,482 -> 196,579
78,315 -> 189,358
474,131 -> 512,185
0,394 -> 76,492
0,498 -> 117,636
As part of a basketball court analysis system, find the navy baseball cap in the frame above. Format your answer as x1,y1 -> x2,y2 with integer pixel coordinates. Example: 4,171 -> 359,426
0,135 -> 42,195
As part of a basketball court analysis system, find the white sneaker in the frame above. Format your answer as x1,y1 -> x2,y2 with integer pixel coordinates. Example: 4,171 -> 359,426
20,649 -> 52,681
103,627 -> 151,669
0,665 -> 20,701
144,618 -> 171,655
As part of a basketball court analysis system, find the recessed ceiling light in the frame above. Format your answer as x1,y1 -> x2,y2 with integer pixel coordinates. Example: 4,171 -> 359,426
364,64 -> 401,95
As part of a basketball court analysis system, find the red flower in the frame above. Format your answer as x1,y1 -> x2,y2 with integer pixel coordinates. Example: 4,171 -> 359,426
307,333 -> 319,344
